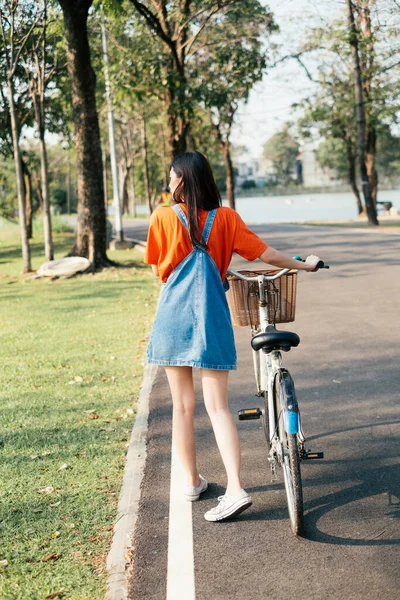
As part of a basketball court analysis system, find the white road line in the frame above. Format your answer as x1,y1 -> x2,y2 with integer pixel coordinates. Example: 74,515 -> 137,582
166,440 -> 196,600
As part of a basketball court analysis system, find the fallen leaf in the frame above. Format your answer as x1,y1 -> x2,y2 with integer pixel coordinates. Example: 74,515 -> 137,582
33,509 -> 43,513
41,451 -> 51,457
42,553 -> 60,562
49,501 -> 61,508
30,455 -> 39,460
58,464 -> 71,471
0,560 -> 9,567
88,414 -> 99,420
88,536 -> 100,543
38,486 -> 54,494
126,408 -> 134,415
63,523 -> 75,529
99,427 -> 114,432
44,593 -> 66,599
84,409 -> 97,414
74,376 -> 83,383
51,531 -> 60,538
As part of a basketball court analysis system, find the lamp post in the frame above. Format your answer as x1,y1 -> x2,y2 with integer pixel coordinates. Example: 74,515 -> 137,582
101,5 -> 124,242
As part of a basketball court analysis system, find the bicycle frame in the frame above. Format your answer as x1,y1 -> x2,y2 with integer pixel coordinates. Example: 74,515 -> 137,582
250,274 -> 305,460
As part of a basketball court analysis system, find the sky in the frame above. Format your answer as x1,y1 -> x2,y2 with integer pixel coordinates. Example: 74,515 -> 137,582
230,0 -> 345,159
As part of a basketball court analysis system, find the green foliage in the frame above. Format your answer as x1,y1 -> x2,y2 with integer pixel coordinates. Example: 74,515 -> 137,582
298,6 -> 400,184
0,156 -> 18,221
316,138 -> 349,179
192,0 -> 276,138
263,124 -> 299,185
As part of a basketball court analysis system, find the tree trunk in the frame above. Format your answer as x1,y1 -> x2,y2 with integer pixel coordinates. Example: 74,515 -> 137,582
366,127 -> 378,205
102,147 -> 107,213
165,84 -> 188,160
118,161 -> 128,215
141,115 -> 153,215
221,142 -> 235,210
159,124 -> 168,187
66,152 -> 72,214
39,134 -> 54,260
23,165 -> 33,240
7,79 -> 31,272
357,0 -> 378,207
345,139 -> 364,214
59,0 -> 110,267
128,167 -> 137,217
346,0 -> 378,226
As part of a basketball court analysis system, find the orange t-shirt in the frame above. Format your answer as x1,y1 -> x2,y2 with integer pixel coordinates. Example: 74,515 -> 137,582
144,205 -> 268,283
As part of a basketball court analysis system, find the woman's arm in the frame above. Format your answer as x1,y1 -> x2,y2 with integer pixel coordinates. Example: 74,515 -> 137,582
259,247 -> 320,272
151,264 -> 159,276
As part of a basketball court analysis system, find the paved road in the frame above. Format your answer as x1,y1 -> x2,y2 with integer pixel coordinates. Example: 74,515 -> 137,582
126,221 -> 400,600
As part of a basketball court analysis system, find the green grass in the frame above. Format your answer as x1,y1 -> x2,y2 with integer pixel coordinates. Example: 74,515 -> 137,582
0,228 -> 159,599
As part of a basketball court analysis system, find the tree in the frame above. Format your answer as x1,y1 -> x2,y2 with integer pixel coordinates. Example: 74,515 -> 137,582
292,2 -> 399,222
23,0 -> 57,260
0,0 -> 38,272
346,0 -> 378,225
193,1 -> 275,209
299,92 -> 364,214
58,0 -> 110,268
263,124 -> 299,186
126,0 -> 255,160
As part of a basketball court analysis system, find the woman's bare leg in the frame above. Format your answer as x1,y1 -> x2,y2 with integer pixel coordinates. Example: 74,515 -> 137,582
200,369 -> 243,496
164,366 -> 200,487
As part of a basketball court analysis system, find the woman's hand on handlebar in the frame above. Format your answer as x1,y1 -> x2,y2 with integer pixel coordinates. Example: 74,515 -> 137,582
303,254 -> 322,272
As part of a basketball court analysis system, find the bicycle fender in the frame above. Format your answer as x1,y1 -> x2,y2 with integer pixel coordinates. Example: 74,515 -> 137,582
276,368 -> 299,434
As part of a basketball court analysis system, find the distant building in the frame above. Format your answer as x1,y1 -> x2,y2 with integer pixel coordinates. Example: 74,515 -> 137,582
235,156 -> 275,189
300,139 -> 343,187
234,138 -> 344,189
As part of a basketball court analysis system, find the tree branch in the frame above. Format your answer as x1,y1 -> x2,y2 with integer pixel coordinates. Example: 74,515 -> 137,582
0,10 -> 11,69
11,14 -> 41,78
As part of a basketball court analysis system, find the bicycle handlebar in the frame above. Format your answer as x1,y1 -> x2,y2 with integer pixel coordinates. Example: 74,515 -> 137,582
227,257 -> 329,282
226,267 -> 291,282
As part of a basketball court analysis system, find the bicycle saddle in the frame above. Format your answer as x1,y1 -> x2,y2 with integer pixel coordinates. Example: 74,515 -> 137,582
251,325 -> 300,354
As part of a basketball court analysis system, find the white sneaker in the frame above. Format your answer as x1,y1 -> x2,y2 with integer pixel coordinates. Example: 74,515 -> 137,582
184,475 -> 208,501
204,489 -> 252,522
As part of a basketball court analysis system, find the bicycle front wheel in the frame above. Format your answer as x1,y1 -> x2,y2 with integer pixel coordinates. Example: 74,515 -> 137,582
274,376 -> 304,537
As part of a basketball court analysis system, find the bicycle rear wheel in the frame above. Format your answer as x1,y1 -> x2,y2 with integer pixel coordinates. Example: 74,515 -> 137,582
274,376 -> 304,536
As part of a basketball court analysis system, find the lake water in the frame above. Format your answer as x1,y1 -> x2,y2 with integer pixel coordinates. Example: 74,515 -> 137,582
227,189 -> 400,223
136,189 -> 400,223
137,190 -> 400,223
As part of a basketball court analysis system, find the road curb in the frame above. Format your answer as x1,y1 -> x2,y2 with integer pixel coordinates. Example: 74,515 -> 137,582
105,363 -> 159,600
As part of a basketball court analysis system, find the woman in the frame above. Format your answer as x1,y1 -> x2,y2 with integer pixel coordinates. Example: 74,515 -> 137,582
144,151 -> 320,522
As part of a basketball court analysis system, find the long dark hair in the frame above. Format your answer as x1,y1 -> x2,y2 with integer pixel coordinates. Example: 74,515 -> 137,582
171,151 -> 222,248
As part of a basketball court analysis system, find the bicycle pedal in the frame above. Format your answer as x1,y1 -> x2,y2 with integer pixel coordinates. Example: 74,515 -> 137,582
303,451 -> 324,460
238,407 -> 262,420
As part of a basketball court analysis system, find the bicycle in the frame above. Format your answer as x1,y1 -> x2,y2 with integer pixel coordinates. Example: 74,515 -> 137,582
226,259 -> 328,536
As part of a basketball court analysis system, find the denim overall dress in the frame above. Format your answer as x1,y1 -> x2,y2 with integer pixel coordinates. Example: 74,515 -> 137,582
146,205 -> 237,370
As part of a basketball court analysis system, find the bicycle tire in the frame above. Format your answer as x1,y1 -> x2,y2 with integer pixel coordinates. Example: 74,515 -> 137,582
274,376 -> 304,537
261,391 -> 270,451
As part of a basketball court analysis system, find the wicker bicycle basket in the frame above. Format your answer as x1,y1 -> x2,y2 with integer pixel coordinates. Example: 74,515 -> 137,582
226,269 -> 298,327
